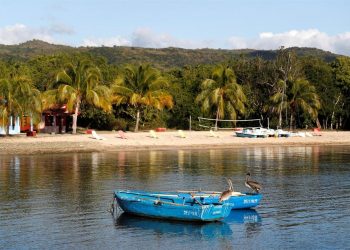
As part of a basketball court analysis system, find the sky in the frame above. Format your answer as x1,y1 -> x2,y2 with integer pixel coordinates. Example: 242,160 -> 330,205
0,0 -> 349,55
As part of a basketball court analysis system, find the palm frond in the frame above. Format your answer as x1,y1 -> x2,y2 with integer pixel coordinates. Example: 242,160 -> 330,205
196,64 -> 246,120
56,70 -> 73,85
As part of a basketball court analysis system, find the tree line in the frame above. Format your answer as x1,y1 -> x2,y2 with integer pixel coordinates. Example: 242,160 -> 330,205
0,47 -> 349,134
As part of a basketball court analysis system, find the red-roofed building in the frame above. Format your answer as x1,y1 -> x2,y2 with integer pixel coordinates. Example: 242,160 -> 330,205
39,105 -> 73,134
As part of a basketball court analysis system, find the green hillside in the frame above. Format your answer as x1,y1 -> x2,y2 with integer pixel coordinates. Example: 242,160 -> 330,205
0,40 -> 339,68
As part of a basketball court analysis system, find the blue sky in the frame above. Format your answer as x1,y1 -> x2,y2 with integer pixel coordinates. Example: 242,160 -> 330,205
0,0 -> 349,54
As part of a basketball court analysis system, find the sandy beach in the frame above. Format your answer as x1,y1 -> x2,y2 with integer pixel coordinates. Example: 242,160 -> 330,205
0,130 -> 350,155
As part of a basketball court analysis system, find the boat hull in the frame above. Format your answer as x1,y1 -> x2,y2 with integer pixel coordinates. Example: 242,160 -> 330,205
235,132 -> 258,138
223,193 -> 262,209
115,191 -> 231,222
235,130 -> 268,138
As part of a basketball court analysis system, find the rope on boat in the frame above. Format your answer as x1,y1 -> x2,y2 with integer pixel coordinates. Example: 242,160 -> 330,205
188,192 -> 203,206
108,198 -> 115,215
193,198 -> 203,206
109,197 -> 121,217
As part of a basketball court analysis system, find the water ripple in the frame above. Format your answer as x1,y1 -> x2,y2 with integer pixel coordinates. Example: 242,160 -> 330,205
1,145 -> 350,249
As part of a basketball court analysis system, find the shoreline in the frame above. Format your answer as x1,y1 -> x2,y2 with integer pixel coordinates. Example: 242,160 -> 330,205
1,130 -> 350,155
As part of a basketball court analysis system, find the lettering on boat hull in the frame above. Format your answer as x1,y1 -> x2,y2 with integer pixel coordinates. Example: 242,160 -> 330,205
183,210 -> 199,216
243,199 -> 258,204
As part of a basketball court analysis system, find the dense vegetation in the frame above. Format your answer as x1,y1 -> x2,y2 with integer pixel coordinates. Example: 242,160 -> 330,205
0,40 -> 349,132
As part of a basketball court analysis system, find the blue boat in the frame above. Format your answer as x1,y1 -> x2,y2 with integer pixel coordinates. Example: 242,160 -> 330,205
114,190 -> 231,222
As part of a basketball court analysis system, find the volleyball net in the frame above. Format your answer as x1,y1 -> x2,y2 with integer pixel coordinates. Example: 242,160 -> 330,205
198,117 -> 262,130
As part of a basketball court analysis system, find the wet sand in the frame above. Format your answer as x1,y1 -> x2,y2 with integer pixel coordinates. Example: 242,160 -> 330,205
0,130 -> 350,155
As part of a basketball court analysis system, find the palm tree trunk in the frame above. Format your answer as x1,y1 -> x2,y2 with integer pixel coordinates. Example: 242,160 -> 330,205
285,106 -> 288,129
278,80 -> 286,129
279,88 -> 284,129
72,100 -> 80,134
316,118 -> 321,129
278,110 -> 282,129
6,116 -> 11,136
135,110 -> 140,132
330,94 -> 341,130
30,114 -> 33,132
289,102 -> 296,130
215,107 -> 219,131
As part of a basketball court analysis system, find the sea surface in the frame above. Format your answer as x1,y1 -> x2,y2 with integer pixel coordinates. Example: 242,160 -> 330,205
1,146 -> 349,250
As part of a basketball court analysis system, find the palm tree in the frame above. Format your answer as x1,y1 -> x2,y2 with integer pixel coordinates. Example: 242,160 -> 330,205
275,48 -> 300,128
0,75 -> 41,134
289,79 -> 321,129
111,64 -> 173,132
269,79 -> 288,128
196,64 -> 246,130
49,60 -> 111,134
271,78 -> 320,129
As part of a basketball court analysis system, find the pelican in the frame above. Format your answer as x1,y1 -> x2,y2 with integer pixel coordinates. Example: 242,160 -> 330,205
219,178 -> 233,202
245,172 -> 262,193
219,178 -> 242,202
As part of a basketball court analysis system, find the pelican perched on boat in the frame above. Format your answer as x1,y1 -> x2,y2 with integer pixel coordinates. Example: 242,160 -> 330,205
245,173 -> 262,193
219,178 -> 243,202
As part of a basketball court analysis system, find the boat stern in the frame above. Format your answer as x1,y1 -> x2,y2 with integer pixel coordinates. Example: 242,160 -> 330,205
228,193 -> 263,209
200,203 -> 231,221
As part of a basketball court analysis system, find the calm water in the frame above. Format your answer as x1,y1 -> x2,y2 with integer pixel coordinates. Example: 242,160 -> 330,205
1,146 -> 350,250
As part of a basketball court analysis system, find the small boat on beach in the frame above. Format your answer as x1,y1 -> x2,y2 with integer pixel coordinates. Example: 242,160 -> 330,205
235,128 -> 268,138
275,129 -> 291,137
235,127 -> 293,138
114,190 -> 232,222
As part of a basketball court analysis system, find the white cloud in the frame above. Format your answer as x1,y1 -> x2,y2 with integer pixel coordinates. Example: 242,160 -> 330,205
82,27 -> 214,49
228,29 -> 350,55
0,23 -> 75,45
0,24 -> 55,44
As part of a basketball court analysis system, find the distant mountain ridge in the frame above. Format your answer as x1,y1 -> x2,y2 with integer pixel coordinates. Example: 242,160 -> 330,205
0,40 -> 341,68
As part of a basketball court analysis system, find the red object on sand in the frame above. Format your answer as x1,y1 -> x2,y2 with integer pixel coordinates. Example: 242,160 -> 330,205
86,129 -> 93,134
313,128 -> 322,136
156,128 -> 166,132
26,131 -> 37,137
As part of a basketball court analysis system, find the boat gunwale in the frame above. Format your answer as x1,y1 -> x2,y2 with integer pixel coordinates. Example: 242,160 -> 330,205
115,191 -> 225,208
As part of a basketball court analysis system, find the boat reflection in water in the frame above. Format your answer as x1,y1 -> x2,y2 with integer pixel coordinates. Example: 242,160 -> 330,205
224,209 -> 261,224
116,213 -> 232,238
115,209 -> 261,239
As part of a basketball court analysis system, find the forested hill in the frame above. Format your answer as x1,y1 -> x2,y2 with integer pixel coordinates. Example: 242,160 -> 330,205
0,40 -> 340,68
